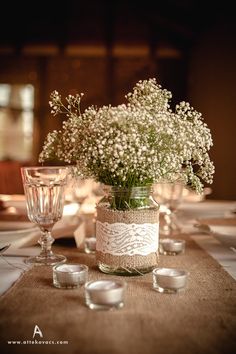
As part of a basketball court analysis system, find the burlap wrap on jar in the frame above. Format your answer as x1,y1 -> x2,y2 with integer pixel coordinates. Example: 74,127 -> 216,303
96,205 -> 159,274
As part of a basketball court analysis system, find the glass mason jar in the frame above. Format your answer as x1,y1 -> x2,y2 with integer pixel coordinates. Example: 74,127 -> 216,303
95,186 -> 159,275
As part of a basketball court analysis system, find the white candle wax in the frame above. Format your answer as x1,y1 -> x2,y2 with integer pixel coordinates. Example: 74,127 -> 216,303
53,264 -> 88,289
153,267 -> 188,293
85,280 -> 126,310
159,238 -> 185,255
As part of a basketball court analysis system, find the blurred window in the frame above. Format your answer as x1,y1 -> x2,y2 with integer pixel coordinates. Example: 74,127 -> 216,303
0,84 -> 34,161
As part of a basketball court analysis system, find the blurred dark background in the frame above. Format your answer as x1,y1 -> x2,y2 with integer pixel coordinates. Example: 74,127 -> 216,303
0,0 -> 235,199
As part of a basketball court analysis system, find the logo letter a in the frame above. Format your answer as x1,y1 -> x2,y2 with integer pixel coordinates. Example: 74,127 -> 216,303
33,325 -> 43,338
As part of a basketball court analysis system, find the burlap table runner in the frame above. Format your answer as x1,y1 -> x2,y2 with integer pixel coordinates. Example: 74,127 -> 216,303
0,236 -> 236,354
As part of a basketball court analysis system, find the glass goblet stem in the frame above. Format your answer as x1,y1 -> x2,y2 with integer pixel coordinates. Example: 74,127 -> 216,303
38,229 -> 55,258
25,227 -> 66,265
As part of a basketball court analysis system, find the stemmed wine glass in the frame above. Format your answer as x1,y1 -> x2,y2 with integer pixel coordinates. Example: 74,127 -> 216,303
21,166 -> 69,265
153,182 -> 184,236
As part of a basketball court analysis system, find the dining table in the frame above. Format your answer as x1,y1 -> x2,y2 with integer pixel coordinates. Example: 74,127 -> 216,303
0,196 -> 236,354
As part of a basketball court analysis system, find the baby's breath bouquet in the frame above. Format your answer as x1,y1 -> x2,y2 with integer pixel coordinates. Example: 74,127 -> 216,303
39,78 -> 214,195
39,78 -> 215,274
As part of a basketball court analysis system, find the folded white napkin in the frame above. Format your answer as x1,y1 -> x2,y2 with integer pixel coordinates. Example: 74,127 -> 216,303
179,201 -> 236,222
201,224 -> 236,248
0,247 -> 40,296
0,195 -> 97,250
0,216 -> 80,249
191,235 -> 236,280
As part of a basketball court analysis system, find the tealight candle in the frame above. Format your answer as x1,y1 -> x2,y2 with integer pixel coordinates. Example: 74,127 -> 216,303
53,264 -> 88,289
84,237 -> 96,254
85,279 -> 126,310
159,238 -> 185,255
153,267 -> 188,293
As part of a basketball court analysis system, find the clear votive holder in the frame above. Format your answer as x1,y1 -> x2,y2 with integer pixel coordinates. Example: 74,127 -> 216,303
53,263 -> 88,289
85,279 -> 126,310
84,237 -> 96,254
159,238 -> 185,255
153,267 -> 188,294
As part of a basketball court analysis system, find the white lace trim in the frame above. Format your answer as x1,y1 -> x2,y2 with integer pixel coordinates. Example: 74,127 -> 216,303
96,221 -> 159,256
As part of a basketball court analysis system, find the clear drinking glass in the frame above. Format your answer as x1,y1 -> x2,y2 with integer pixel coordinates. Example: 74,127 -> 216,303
21,166 -> 69,266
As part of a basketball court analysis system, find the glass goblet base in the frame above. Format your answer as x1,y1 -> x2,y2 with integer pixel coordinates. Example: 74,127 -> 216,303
24,254 -> 67,266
